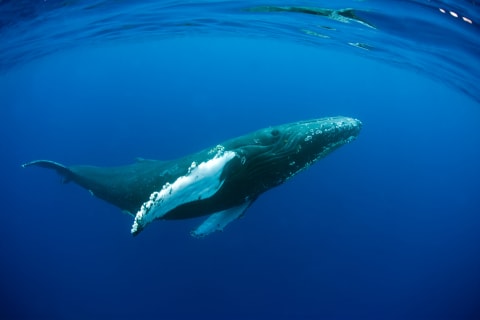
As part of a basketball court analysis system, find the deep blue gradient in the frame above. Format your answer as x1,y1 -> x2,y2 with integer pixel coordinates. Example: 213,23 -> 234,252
1,2 -> 480,320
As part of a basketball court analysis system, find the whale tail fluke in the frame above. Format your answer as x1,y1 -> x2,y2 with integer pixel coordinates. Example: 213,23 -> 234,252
22,160 -> 74,183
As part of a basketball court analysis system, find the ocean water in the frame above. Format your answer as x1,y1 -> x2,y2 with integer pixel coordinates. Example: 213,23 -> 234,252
1,1 -> 480,319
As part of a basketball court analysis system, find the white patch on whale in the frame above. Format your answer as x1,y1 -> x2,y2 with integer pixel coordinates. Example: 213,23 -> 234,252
131,148 -> 236,235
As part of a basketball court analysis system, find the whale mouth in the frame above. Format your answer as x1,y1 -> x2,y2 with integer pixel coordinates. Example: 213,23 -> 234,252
274,116 -> 362,177
233,116 -> 362,192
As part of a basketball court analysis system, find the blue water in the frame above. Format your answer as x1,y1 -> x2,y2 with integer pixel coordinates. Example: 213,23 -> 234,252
1,1 -> 480,319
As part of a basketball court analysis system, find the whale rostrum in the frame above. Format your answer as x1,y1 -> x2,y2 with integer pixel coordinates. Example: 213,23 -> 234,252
22,116 -> 362,237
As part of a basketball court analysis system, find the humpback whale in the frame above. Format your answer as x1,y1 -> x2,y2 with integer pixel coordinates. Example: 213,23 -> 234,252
23,116 -> 362,237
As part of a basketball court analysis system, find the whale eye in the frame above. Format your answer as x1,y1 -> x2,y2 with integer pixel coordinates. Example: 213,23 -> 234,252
271,129 -> 280,137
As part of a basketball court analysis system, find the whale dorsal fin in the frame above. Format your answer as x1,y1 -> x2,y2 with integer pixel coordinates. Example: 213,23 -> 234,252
135,157 -> 158,163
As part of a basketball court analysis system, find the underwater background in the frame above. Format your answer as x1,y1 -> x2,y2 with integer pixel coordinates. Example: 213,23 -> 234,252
1,1 -> 480,319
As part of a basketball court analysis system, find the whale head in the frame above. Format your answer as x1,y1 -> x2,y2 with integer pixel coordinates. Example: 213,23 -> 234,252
223,116 -> 362,196
273,116 -> 362,174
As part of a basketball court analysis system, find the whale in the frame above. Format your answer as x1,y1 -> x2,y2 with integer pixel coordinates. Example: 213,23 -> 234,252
22,116 -> 362,237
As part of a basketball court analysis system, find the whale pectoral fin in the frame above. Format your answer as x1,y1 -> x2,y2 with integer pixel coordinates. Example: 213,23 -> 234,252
191,201 -> 253,238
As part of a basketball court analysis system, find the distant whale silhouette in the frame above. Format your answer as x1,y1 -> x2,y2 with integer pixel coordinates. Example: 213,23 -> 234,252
23,116 -> 362,237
